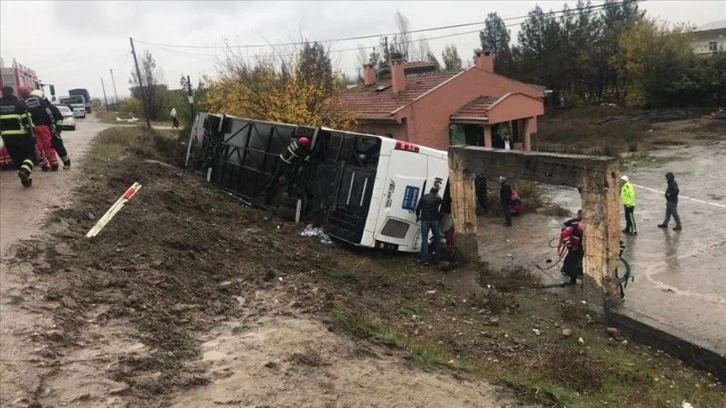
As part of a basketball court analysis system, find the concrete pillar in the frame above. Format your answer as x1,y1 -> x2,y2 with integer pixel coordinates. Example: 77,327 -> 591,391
523,118 -> 531,151
449,155 -> 478,260
581,162 -> 624,313
483,125 -> 492,148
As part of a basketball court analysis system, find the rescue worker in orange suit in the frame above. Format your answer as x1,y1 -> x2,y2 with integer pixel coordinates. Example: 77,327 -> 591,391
18,85 -> 58,171
560,221 -> 584,285
0,86 -> 36,187
33,89 -> 71,169
270,136 -> 311,198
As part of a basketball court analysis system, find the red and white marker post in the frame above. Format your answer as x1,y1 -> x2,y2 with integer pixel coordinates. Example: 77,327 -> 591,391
85,182 -> 142,238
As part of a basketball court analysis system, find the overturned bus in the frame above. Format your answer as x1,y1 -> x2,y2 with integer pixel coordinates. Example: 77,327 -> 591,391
186,113 -> 449,253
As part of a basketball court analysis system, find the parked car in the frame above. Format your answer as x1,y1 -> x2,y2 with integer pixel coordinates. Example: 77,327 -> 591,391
57,105 -> 76,130
59,96 -> 86,118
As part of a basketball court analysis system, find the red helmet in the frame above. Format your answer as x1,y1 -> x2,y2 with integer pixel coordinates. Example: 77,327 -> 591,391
17,85 -> 31,97
298,137 -> 310,147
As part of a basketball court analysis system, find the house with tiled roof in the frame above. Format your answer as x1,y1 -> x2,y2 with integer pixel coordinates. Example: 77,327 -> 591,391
338,50 -> 545,151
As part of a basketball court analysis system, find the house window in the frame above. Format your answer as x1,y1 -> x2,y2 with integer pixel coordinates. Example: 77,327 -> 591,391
709,41 -> 718,52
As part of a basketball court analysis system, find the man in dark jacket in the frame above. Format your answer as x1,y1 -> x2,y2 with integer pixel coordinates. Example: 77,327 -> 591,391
658,172 -> 682,231
0,86 -> 36,187
500,176 -> 512,226
416,187 -> 443,265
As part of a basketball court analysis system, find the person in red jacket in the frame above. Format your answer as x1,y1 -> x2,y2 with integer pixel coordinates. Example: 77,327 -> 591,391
18,85 -> 57,171
560,221 -> 584,285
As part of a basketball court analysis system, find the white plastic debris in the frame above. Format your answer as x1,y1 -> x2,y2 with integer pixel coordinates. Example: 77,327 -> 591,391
299,226 -> 333,245
682,401 -> 694,408
426,290 -> 437,294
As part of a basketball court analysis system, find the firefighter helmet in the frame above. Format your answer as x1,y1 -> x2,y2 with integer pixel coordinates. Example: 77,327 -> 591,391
17,85 -> 31,97
31,89 -> 44,98
298,137 -> 310,147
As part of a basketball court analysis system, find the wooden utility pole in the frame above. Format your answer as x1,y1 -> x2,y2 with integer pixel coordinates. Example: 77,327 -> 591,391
100,78 -> 109,110
129,37 -> 151,129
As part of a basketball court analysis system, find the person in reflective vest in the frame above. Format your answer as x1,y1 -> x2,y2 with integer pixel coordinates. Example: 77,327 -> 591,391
0,86 -> 36,187
620,175 -> 637,235
19,86 -> 57,171
271,136 -> 311,197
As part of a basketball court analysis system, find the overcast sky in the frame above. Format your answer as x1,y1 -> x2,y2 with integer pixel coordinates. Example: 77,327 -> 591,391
2,1 -> 724,102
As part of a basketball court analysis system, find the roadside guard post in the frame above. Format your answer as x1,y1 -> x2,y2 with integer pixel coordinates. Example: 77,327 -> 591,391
85,182 -> 142,238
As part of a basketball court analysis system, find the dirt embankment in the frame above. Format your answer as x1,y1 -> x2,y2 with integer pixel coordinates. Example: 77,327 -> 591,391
7,125 -> 725,407
7,127 -> 529,407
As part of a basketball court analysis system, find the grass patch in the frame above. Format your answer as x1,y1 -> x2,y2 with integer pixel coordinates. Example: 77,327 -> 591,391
538,114 -> 652,156
89,126 -> 188,167
333,306 -> 455,367
621,152 -> 660,172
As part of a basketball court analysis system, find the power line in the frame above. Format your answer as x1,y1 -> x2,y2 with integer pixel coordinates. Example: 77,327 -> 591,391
132,0 -> 643,51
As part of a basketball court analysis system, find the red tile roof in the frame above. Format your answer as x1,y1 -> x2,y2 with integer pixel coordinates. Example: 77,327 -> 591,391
452,96 -> 501,117
338,72 -> 459,118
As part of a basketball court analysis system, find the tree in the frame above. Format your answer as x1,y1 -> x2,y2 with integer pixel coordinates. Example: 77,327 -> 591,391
617,17 -> 695,107
129,49 -> 166,120
356,45 -> 368,82
480,12 -> 513,73
426,51 -> 441,71
205,41 -> 357,130
441,44 -> 462,71
412,35 -> 432,61
390,10 -> 412,60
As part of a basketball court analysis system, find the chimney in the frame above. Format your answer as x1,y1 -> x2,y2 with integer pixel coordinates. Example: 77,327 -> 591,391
474,49 -> 494,73
363,64 -> 376,86
391,59 -> 405,95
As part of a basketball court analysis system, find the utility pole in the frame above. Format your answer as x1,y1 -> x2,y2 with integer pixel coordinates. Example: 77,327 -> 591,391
109,68 -> 119,104
186,75 -> 194,125
100,78 -> 109,110
129,37 -> 151,129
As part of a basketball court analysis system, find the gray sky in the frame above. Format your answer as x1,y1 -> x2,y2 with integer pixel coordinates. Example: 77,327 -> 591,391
2,1 -> 724,102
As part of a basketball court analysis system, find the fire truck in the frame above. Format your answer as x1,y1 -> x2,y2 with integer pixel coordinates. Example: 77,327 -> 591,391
0,58 -> 46,169
0,58 -> 40,94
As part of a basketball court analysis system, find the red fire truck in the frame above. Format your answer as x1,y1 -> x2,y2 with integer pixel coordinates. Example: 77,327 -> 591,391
0,58 -> 43,168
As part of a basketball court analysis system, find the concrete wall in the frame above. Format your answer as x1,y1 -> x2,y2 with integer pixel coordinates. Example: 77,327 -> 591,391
397,68 -> 544,150
448,146 -> 623,312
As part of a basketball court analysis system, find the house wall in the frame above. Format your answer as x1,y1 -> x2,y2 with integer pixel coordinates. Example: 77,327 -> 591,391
397,68 -> 545,150
486,94 -> 545,124
692,30 -> 726,54
355,121 -> 408,141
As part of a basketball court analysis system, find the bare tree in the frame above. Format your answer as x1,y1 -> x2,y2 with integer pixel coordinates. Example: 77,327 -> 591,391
390,10 -> 411,60
412,35 -> 432,61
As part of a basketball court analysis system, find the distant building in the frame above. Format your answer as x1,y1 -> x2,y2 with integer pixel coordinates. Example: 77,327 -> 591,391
692,27 -> 726,55
338,50 -> 545,151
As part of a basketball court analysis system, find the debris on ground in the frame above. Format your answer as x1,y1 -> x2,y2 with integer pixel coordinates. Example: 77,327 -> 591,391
299,225 -> 333,245
702,107 -> 726,120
